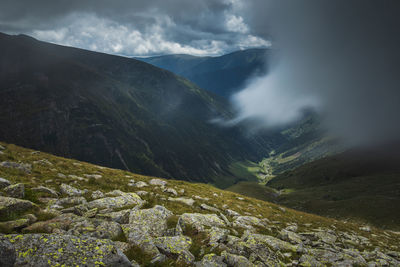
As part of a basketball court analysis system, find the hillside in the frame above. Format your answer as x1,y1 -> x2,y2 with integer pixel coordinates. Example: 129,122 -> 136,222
0,32 -> 279,186
230,144 -> 400,230
139,48 -> 270,98
0,142 -> 399,266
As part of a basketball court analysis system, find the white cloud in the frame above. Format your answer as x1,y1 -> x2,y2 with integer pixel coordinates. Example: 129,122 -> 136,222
225,14 -> 248,33
231,66 -> 319,127
32,13 -> 233,56
28,9 -> 269,57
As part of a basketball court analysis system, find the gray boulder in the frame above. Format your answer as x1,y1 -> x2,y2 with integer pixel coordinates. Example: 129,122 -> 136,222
0,196 -> 35,217
195,253 -> 227,267
91,190 -> 104,199
32,186 -> 58,198
0,177 -> 11,189
221,251 -> 253,267
123,205 -> 173,255
200,203 -> 220,213
0,234 -> 131,267
87,192 -> 143,210
0,239 -> 16,267
153,235 -> 194,264
0,161 -> 32,173
4,183 -> 25,198
179,213 -> 226,232
149,178 -> 167,186
60,183 -> 87,197
68,218 -> 123,240
168,197 -> 195,206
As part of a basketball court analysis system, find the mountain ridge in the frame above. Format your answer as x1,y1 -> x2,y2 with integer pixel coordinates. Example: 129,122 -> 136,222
138,48 -> 270,98
0,32 -> 277,186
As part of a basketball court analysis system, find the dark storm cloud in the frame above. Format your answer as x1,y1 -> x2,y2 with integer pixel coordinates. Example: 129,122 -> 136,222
0,0 -> 269,56
233,0 -> 400,145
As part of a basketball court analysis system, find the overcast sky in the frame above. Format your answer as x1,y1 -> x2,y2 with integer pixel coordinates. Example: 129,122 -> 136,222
0,0 -> 270,56
2,0 -> 400,145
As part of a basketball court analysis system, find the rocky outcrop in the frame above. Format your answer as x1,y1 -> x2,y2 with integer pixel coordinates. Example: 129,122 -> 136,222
0,161 -> 32,173
3,183 -> 25,198
87,192 -> 143,210
168,197 -> 195,206
0,196 -> 35,217
0,239 -> 15,267
179,213 -> 226,231
60,183 -> 87,197
0,234 -> 131,266
0,144 -> 399,266
0,177 -> 11,189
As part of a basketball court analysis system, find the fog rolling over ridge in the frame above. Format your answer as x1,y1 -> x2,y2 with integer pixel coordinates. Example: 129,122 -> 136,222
232,0 -> 400,145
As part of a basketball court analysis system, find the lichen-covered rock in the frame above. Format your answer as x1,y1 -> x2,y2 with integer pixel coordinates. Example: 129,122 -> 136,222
243,233 -> 299,253
149,178 -> 167,186
207,227 -> 229,246
0,218 -> 30,231
31,186 -> 58,198
97,209 -> 131,224
32,159 -> 53,166
153,235 -> 194,264
168,197 -> 195,206
105,190 -> 126,197
84,174 -> 102,180
0,239 -> 16,267
218,212 -> 231,226
227,234 -> 283,265
114,241 -> 132,254
87,192 -> 143,210
135,181 -> 148,188
3,183 -> 25,198
279,229 -> 303,244
124,205 -> 173,255
195,253 -> 227,267
68,218 -> 123,240
91,190 -> 104,199
55,196 -> 87,207
233,216 -> 264,230
226,209 -> 240,217
60,183 -> 87,196
135,190 -> 149,196
200,203 -> 220,213
0,196 -> 35,217
306,248 -> 368,266
194,195 -> 209,201
298,254 -> 324,267
221,251 -> 253,267
0,234 -> 131,266
164,187 -> 178,196
179,213 -> 226,232
127,205 -> 173,235
0,177 -> 11,189
0,161 -> 32,173
23,213 -> 83,233
83,208 -> 98,218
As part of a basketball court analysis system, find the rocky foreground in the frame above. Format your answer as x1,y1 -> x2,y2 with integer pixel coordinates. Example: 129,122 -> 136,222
0,143 -> 399,266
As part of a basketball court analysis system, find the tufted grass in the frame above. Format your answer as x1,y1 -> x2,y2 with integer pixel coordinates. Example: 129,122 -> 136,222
0,141 -> 399,261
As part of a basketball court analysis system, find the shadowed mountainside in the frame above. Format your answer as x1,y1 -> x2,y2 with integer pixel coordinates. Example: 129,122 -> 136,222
138,48 -> 270,98
0,33 -> 280,186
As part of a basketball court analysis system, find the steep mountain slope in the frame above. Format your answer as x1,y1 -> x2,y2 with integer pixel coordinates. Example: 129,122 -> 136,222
0,33 -> 277,185
0,143 -> 399,266
139,48 -> 269,97
230,143 -> 400,230
141,51 -> 342,177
